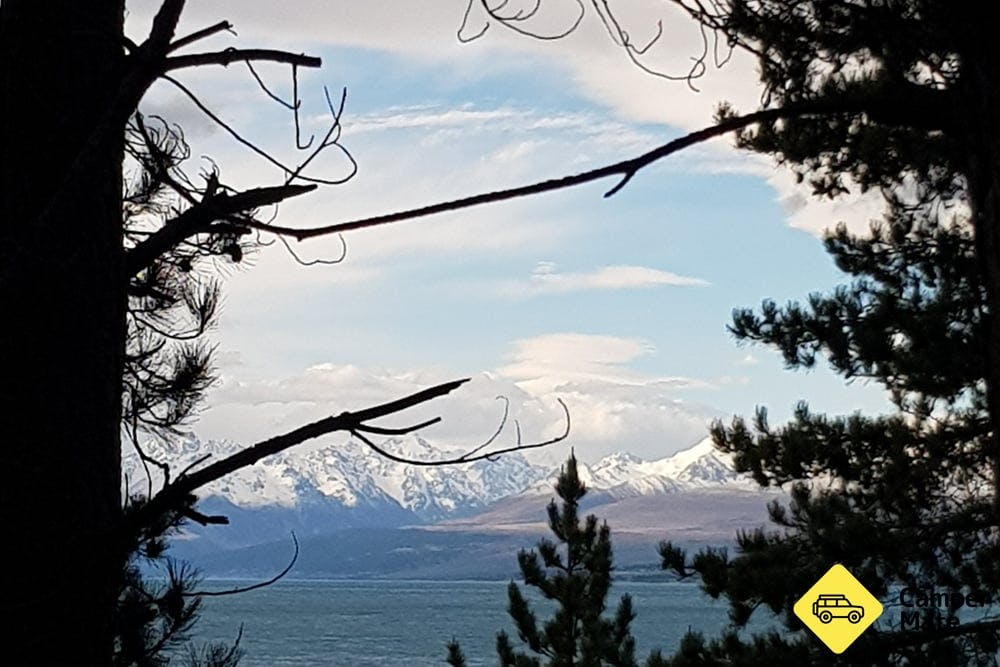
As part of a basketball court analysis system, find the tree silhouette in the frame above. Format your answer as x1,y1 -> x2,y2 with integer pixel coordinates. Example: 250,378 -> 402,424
1,2 -> 568,661
654,216 -> 1000,662
6,0 -> 1000,662
456,3 -> 1000,660
448,453 -> 639,667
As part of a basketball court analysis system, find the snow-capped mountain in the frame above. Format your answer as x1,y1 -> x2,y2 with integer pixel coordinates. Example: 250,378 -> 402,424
522,437 -> 752,500
123,434 -> 772,565
123,434 -> 547,522
124,434 -> 751,526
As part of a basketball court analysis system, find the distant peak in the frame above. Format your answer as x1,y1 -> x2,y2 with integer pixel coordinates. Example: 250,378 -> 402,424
595,451 -> 643,466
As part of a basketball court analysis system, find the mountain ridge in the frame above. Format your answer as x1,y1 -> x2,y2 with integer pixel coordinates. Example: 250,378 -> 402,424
124,435 -> 753,518
124,435 -> 764,554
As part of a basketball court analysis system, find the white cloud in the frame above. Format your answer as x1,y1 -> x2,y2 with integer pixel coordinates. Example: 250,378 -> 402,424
497,262 -> 707,298
341,106 -> 522,135
736,353 -> 759,366
498,332 -> 712,394
767,169 -> 889,237
198,333 -> 720,463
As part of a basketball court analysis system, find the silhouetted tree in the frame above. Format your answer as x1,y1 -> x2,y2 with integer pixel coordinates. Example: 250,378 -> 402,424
448,453 -> 639,667
7,0 -> 999,663
456,2 -> 1000,662
0,2 -> 567,662
654,214 -> 1000,663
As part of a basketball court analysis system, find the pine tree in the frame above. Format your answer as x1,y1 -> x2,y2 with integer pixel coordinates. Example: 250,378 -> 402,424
670,0 -> 1000,509
656,212 -> 1000,663
603,3 -> 1000,663
1,2 -> 561,660
448,453 -> 639,667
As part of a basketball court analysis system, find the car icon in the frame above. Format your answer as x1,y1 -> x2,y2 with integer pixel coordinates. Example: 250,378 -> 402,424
812,594 -> 865,624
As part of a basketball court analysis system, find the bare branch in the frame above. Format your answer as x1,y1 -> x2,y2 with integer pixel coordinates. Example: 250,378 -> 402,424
247,102 -> 851,241
125,378 -> 472,535
168,21 -> 234,52
162,75 -> 355,186
351,398 -> 570,466
460,0 -> 586,41
125,183 -> 316,277
461,395 -> 511,460
275,232 -> 348,266
165,48 -> 321,72
244,61 -> 297,111
147,0 -> 187,54
184,534 -> 300,597
591,0 -> 707,86
180,506 -> 229,526
354,418 -> 443,436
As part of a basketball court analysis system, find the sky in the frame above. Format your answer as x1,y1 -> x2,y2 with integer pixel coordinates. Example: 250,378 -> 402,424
127,1 -> 893,464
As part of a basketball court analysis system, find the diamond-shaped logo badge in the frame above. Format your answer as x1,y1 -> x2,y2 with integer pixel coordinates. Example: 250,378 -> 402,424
793,563 -> 883,654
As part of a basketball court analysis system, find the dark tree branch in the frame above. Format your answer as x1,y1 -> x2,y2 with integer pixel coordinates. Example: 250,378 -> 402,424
185,534 -> 300,597
469,0 -> 586,41
238,90 -> 953,243
168,21 -> 235,53
125,183 -> 316,277
591,0 -> 708,86
353,418 -> 443,436
275,231 -> 348,266
147,0 -> 187,55
245,61 -> 297,111
161,75 -> 355,186
350,397 -> 570,466
245,103 -> 846,241
180,506 -> 229,526
165,49 -> 321,72
124,378 -> 471,536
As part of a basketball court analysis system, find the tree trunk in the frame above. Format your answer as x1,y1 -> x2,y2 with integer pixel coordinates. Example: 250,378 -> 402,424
961,40 -> 1000,513
0,2 -> 126,662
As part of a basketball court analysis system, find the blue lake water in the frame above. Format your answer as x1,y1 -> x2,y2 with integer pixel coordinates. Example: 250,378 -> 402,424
191,579 -> 749,666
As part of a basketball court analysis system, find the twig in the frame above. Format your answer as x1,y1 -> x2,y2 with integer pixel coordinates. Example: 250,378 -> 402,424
125,378 -> 471,535
168,21 -> 234,53
462,0 -> 586,41
350,397 -> 570,466
275,232 -> 347,266
162,75 -> 354,186
125,183 -> 316,277
185,534 -> 300,597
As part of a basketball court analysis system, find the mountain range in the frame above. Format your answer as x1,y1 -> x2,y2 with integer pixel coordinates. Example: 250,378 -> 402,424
125,435 -> 778,577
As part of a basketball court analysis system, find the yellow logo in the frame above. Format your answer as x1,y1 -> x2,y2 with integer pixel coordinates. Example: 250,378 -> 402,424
793,563 -> 883,654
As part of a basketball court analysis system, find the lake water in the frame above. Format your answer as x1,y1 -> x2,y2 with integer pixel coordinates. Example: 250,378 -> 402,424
191,579 -> 745,666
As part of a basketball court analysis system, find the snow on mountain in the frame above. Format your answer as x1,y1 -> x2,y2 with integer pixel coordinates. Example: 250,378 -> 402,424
122,434 -> 548,522
523,436 -> 751,500
639,437 -> 748,488
122,434 -> 752,531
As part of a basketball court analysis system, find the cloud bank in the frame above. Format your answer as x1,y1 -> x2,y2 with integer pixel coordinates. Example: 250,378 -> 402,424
197,333 -> 721,464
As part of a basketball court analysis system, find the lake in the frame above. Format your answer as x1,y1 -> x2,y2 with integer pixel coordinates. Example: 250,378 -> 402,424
190,579 -> 748,665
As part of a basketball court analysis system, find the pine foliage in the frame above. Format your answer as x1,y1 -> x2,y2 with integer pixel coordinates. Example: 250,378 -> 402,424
116,114 -> 256,666
658,216 -> 1000,663
449,454 -> 639,667
647,2 -> 1000,663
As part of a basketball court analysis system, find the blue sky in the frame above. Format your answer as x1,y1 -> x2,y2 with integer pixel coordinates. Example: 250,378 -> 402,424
130,1 -> 893,463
